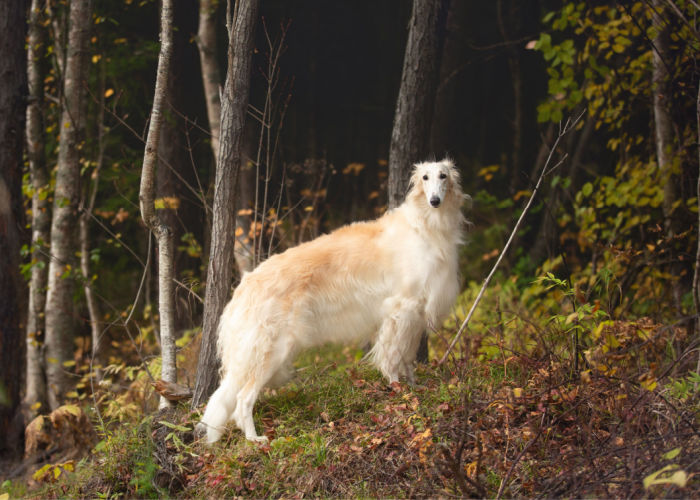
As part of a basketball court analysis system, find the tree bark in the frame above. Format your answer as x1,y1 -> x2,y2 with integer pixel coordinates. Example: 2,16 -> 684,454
430,0 -> 467,156
651,0 -> 681,310
192,0 -> 259,408
79,60 -> 105,368
0,0 -> 28,455
694,71 -> 700,375
25,0 -> 51,420
197,0 -> 222,163
388,0 -> 449,208
139,0 -> 177,409
497,0 -> 524,193
388,0 -> 448,363
44,0 -> 92,410
196,0 -> 255,276
156,0 -> 201,333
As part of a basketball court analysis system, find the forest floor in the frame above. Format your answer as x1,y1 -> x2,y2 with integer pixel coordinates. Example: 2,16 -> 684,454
2,317 -> 700,498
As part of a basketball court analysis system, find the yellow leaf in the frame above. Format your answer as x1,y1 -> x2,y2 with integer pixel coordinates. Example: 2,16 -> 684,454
154,196 -> 180,210
104,88 -> 114,98
0,493 -> 9,500
91,54 -> 101,64
32,464 -> 52,481
62,359 -> 76,368
62,404 -> 82,417
513,190 -> 532,201
592,320 -> 614,340
640,377 -> 657,392
342,162 -> 365,175
513,387 -> 523,398
644,465 -> 687,489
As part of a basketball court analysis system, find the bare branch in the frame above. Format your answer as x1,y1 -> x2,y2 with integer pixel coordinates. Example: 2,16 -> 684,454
439,111 -> 585,365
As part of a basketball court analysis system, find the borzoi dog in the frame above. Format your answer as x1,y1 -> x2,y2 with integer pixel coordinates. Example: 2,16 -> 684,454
197,159 -> 466,443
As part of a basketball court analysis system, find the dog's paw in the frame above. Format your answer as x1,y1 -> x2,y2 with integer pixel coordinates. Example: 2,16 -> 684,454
248,434 -> 269,444
194,422 -> 207,441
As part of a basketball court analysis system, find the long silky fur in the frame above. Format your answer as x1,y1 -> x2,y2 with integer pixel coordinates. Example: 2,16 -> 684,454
198,158 -> 466,443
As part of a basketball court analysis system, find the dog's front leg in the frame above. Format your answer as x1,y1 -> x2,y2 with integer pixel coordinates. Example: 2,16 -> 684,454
370,297 -> 425,383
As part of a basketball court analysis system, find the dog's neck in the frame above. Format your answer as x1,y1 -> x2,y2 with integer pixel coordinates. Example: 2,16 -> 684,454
399,196 -> 465,247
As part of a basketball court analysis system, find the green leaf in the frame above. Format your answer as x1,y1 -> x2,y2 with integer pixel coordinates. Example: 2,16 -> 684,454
663,447 -> 682,460
643,465 -> 687,490
158,420 -> 191,433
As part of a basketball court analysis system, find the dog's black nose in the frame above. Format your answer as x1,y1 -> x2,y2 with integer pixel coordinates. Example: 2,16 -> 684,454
430,196 -> 441,207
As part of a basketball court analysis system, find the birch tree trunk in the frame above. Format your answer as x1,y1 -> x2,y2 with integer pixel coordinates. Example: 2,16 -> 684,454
139,0 -> 177,409
44,0 -> 92,410
193,0 -> 260,408
0,0 -> 28,454
388,0 -> 448,208
25,0 -> 51,419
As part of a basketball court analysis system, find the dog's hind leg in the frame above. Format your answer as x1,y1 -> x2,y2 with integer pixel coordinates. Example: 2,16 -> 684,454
233,336 -> 295,442
197,375 -> 239,444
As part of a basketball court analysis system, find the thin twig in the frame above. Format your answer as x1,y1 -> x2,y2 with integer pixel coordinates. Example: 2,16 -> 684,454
439,111 -> 585,364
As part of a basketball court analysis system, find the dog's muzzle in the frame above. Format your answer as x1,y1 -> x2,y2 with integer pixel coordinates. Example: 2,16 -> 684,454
430,195 -> 441,207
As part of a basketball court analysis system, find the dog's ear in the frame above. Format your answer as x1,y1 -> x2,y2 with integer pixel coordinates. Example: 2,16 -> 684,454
442,158 -> 464,201
407,162 -> 425,196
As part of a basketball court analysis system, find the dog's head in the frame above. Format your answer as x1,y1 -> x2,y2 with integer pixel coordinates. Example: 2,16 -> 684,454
409,158 -> 462,209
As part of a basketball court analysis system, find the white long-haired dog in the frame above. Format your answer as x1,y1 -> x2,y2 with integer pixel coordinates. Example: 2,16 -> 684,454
197,159 -> 466,443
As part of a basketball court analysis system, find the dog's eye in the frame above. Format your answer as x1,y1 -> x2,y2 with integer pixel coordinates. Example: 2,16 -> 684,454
422,175 -> 428,180
439,172 -> 447,179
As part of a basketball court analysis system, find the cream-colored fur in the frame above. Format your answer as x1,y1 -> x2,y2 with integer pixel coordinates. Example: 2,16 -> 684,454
197,159 -> 466,443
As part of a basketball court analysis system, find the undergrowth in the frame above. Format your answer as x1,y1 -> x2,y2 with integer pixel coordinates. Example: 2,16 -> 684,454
4,273 -> 700,498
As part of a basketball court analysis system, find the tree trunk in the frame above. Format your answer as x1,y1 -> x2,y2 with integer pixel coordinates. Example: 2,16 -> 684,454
44,0 -> 92,410
0,0 -> 28,455
497,0 -> 524,194
196,0 -> 255,276
192,0 -> 259,408
25,0 -> 51,420
651,0 -> 682,311
157,0 -> 201,332
531,117 -> 594,262
388,0 -> 448,363
79,60 -> 105,369
388,0 -> 449,208
139,0 -> 176,409
197,0 -> 222,163
694,72 -> 700,375
430,0 -> 467,156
